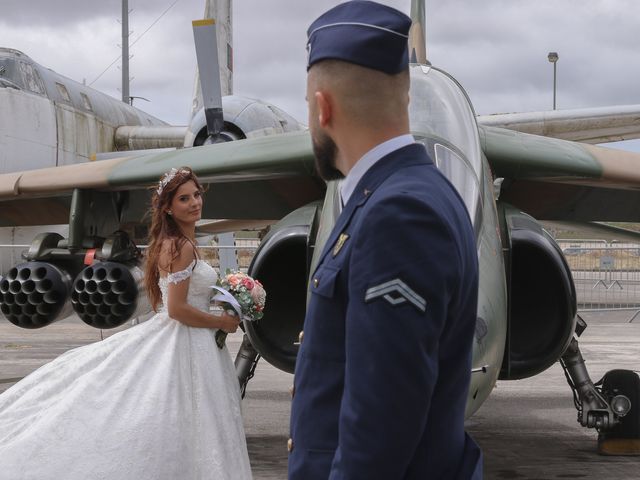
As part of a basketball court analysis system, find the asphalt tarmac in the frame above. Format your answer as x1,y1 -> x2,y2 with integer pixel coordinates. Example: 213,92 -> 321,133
1,310 -> 639,479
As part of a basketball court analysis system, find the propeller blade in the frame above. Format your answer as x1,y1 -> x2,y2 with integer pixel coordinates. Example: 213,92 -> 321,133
192,19 -> 224,141
409,0 -> 428,64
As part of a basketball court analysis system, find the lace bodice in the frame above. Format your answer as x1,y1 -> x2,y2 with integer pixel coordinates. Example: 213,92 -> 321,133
159,260 -> 218,313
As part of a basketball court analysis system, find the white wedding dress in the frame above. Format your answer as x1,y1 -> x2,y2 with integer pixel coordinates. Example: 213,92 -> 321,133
0,260 -> 252,480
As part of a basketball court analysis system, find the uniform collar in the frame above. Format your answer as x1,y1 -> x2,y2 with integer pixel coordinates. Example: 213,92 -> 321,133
315,142 -> 430,272
340,134 -> 415,206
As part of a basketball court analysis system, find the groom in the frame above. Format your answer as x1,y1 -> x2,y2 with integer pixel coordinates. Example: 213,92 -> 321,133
288,1 -> 482,479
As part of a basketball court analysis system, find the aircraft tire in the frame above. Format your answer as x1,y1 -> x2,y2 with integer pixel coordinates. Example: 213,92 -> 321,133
598,369 -> 640,455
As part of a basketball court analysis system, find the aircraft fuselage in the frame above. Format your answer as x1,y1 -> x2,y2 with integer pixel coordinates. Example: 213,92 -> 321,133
0,48 -> 168,174
308,65 -> 508,417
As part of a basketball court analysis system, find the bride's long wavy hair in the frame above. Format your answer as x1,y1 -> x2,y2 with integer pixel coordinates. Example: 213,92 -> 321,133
144,167 -> 205,311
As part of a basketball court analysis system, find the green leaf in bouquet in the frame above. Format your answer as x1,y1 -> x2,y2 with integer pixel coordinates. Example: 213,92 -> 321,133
215,329 -> 227,349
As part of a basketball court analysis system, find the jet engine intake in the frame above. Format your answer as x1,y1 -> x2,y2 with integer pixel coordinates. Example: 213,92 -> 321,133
71,262 -> 150,329
500,205 -> 577,380
0,262 -> 72,328
244,203 -> 321,373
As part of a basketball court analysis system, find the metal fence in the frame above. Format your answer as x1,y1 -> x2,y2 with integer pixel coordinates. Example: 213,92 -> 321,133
558,240 -> 640,315
198,239 -> 260,271
4,238 -> 640,316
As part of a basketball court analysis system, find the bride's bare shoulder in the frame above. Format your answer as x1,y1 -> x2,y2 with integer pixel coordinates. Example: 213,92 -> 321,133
158,238 -> 196,274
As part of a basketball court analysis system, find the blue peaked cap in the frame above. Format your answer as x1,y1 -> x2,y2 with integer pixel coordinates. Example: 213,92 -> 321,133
307,1 -> 411,75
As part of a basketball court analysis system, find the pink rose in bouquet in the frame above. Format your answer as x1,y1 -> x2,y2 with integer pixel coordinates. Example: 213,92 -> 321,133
210,271 -> 266,348
250,280 -> 266,307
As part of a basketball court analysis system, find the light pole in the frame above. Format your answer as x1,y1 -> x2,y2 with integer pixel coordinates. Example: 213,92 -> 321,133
548,51 -> 559,110
121,0 -> 129,104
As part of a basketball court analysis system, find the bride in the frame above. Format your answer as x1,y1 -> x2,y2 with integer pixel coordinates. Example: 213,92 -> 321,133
0,167 -> 253,479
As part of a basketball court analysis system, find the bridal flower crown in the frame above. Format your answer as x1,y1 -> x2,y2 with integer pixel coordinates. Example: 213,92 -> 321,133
157,168 -> 190,196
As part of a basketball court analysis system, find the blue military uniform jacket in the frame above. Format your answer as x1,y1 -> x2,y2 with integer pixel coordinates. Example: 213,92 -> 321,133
289,143 -> 482,479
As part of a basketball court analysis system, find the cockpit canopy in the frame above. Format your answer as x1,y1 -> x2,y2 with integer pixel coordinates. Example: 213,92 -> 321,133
0,49 -> 46,95
409,65 -> 483,229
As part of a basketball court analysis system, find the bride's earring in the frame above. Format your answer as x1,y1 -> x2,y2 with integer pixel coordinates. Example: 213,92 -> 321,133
167,211 -> 173,216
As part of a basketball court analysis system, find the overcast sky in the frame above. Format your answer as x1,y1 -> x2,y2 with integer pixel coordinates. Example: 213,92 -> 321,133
1,0 -> 639,150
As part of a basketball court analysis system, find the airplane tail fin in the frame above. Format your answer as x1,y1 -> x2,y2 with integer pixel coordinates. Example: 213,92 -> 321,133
191,0 -> 232,119
409,0 -> 428,65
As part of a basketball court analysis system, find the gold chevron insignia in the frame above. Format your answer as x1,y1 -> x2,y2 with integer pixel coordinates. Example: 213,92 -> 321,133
333,233 -> 350,257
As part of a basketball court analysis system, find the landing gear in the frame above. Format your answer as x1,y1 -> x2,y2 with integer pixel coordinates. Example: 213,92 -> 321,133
597,369 -> 640,455
560,314 -> 640,455
235,334 -> 261,398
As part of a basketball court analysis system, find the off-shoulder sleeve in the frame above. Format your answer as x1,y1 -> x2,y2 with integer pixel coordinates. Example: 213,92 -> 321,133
166,260 -> 196,285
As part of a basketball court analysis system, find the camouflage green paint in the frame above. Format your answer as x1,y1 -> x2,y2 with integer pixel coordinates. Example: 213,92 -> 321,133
480,125 -> 603,180
107,131 -> 317,189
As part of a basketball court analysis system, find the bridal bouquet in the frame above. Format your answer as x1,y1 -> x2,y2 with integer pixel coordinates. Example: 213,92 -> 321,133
210,271 -> 266,349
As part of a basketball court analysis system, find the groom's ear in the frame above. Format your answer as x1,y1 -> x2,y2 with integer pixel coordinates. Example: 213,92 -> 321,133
315,91 -> 333,128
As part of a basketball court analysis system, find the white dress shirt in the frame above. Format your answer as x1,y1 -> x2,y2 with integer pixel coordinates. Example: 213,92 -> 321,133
339,134 -> 415,207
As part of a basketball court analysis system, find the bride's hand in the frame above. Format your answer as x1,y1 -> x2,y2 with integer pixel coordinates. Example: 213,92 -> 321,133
217,312 -> 241,333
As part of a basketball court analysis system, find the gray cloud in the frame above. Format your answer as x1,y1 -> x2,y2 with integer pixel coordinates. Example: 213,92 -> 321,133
1,0 -> 638,151
0,0 -> 181,26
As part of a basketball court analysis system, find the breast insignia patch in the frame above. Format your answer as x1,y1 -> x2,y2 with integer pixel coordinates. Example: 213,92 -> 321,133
332,233 -> 350,257
365,278 -> 427,313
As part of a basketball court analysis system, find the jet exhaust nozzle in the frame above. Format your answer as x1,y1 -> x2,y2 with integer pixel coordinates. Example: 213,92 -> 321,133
0,262 -> 72,328
71,262 -> 150,329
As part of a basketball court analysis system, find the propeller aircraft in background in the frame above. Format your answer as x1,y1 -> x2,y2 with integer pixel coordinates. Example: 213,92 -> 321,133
1,0 -> 640,454
0,0 -> 304,272
0,0 -> 303,173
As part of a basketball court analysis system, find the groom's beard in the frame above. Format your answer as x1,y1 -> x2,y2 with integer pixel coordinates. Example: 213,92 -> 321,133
312,131 -> 343,181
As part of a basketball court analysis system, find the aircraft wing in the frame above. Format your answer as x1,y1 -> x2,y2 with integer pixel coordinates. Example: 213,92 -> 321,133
5,121 -> 640,229
482,125 -> 640,222
478,104 -> 640,144
0,130 -> 322,228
